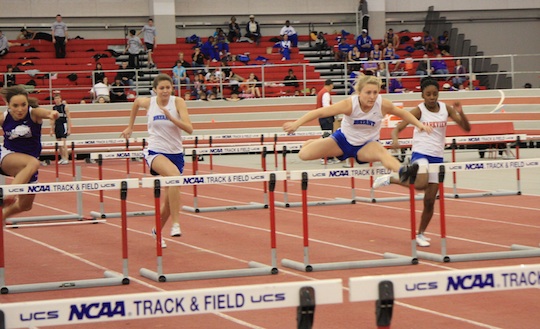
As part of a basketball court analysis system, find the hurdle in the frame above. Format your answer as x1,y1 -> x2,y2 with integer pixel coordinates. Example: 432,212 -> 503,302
0,178 -> 138,294
281,168 -> 419,272
4,167 -> 89,225
0,278 -> 342,328
88,151 -> 154,220
140,171 -> 286,282
417,159 -> 540,263
349,264 -> 540,328
182,146 -> 272,213
356,133 -> 528,203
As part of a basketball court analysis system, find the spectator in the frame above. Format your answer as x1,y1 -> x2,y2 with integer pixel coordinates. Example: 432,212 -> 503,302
227,16 -> 242,42
362,58 -> 378,75
50,93 -> 72,165
283,69 -> 299,88
90,77 -> 110,103
137,18 -> 157,68
242,73 -> 261,98
389,77 -> 408,93
376,62 -> 388,89
348,45 -> 363,63
383,42 -> 400,61
422,30 -> 436,53
0,30 -> 9,57
5,64 -> 16,87
415,54 -> 431,76
191,73 -> 207,99
280,20 -> 298,47
370,43 -> 382,61
334,37 -> 351,62
358,0 -> 370,31
215,28 -> 230,56
356,29 -> 373,58
117,61 -> 136,88
93,62 -> 106,84
315,79 -> 339,164
382,28 -> 399,49
452,59 -> 468,86
438,30 -> 450,54
51,14 -> 68,58
191,47 -> 205,69
225,69 -> 244,94
245,15 -> 262,45
124,29 -> 143,69
275,34 -> 292,61
201,36 -> 220,62
172,60 -> 191,95
109,76 -> 127,103
431,54 -> 449,78
17,27 -> 53,42
314,31 -> 329,57
177,52 -> 191,68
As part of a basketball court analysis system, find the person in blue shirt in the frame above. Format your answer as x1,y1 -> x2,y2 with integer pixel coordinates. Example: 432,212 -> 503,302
356,29 -> 373,58
172,60 -> 191,95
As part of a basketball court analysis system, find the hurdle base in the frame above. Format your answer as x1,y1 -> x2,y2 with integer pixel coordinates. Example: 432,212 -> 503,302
444,190 -> 519,199
90,210 -> 155,219
355,195 -> 425,203
8,214 -> 83,225
1,271 -> 128,294
417,245 -> 540,263
182,202 -> 267,213
139,262 -> 276,282
276,198 -> 355,208
281,256 -> 415,272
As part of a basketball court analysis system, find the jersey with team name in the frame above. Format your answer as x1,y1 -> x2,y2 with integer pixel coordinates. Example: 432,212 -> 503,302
412,102 -> 448,157
340,94 -> 383,145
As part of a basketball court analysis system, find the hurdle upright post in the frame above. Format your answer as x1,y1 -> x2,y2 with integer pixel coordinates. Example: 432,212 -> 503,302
281,145 -> 289,206
54,142 -> 60,182
0,189 -> 6,290
125,139 -> 130,177
450,139 -> 458,197
438,165 -> 448,259
515,136 -> 522,193
70,141 -> 76,178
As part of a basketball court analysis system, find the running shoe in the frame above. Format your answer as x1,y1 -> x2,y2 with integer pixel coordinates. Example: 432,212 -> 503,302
373,175 -> 392,189
170,223 -> 182,237
399,163 -> 419,183
416,233 -> 431,247
151,228 -> 167,248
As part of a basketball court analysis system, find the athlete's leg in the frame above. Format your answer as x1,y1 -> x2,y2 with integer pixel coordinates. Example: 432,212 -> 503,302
298,137 -> 343,161
150,155 -> 181,228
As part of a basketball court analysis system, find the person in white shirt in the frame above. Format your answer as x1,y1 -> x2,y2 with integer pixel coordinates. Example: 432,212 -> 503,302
90,77 -> 110,103
279,20 -> 298,47
283,75 -> 432,181
373,77 -> 471,247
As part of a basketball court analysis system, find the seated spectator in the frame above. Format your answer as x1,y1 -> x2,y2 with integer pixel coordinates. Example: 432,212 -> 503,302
225,69 -> 244,94
274,34 -> 292,61
117,60 -> 136,88
226,91 -> 242,102
172,60 -> 191,95
191,73 -> 207,99
356,29 -> 373,58
177,52 -> 191,68
382,28 -> 399,49
4,64 -> 16,87
109,76 -> 127,103
422,30 -> 436,53
191,47 -> 206,69
334,37 -> 351,62
245,15 -> 262,45
280,20 -> 298,47
227,16 -> 241,42
93,62 -> 106,84
438,30 -> 450,54
17,27 -> 53,42
452,59 -> 468,86
0,30 -> 9,57
215,28 -> 230,56
348,45 -> 363,62
201,36 -> 220,62
242,73 -> 261,98
376,62 -> 389,89
370,43 -> 382,61
90,77 -> 110,103
415,54 -> 431,76
389,77 -> 408,93
431,53 -> 449,77
362,58 -> 378,75
283,69 -> 299,88
383,42 -> 400,61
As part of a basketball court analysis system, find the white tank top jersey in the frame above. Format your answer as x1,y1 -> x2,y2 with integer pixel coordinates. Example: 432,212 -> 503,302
340,94 -> 384,145
146,96 -> 184,154
412,102 -> 448,157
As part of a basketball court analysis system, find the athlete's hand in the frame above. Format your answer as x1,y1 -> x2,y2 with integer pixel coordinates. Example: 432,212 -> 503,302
120,127 -> 132,139
283,122 -> 297,135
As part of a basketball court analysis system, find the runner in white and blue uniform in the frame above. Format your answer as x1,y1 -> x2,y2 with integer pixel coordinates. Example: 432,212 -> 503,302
121,74 -> 193,247
283,75 -> 433,182
373,77 -> 471,247
0,85 -> 59,221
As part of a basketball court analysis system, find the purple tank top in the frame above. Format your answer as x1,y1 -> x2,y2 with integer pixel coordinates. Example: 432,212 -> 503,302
3,108 -> 42,158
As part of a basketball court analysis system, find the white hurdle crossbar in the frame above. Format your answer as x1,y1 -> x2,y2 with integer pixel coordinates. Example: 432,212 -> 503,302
0,279 -> 342,328
349,264 -> 540,327
0,178 -> 139,294
88,151 -> 154,220
417,159 -> 540,263
139,171 -> 286,283
281,169 -> 418,272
